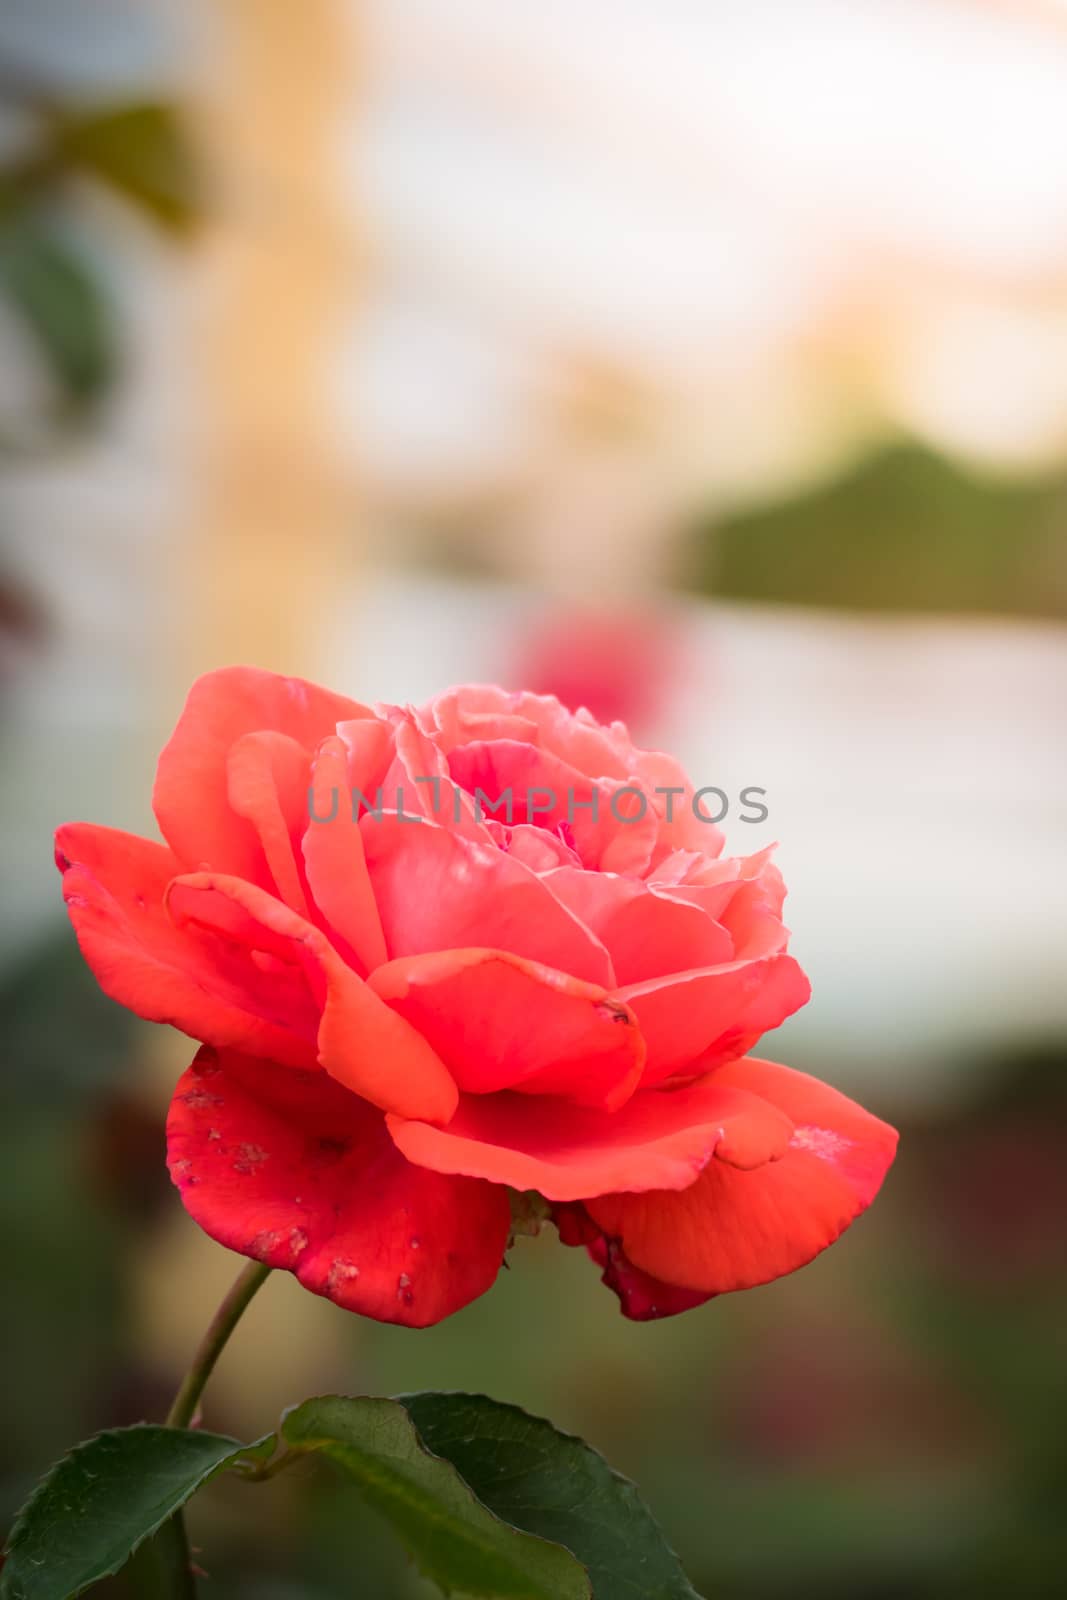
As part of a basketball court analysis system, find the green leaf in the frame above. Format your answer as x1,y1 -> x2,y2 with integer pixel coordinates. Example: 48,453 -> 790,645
279,1395 -> 591,1599
0,1424 -> 259,1600
53,103 -> 198,235
2,1394 -> 696,1600
0,213 -> 116,417
402,1393 -> 704,1600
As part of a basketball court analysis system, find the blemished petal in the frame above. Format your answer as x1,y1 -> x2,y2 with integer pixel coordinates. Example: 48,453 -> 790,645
55,823 -> 319,1069
360,814 -> 614,986
620,954 -> 811,1086
555,1211 -> 715,1321
543,866 -> 734,984
167,1046 -> 511,1327
166,872 -> 458,1124
368,948 -> 645,1111
386,1073 -> 793,1202
588,1235 -> 715,1320
154,666 -> 368,879
586,1057 -> 899,1295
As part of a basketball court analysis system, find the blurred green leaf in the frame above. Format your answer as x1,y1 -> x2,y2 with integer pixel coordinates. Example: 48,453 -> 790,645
0,211 -> 116,417
690,444 -> 1067,618
51,103 -> 197,235
402,1392 -> 704,1600
0,99 -> 195,434
0,1425 -> 258,1600
278,1395 -> 591,1599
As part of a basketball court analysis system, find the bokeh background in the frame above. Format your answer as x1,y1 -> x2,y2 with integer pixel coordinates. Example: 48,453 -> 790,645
2,2 -> 1066,1595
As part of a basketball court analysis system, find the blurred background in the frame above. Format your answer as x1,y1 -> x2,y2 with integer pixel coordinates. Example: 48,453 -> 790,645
2,1 -> 1066,1595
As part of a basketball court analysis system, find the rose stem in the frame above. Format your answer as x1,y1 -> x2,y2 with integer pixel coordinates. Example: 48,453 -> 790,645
148,1259 -> 273,1597
165,1259 -> 272,1429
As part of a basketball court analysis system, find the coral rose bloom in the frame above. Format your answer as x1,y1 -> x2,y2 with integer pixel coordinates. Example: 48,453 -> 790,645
56,671 -> 896,1326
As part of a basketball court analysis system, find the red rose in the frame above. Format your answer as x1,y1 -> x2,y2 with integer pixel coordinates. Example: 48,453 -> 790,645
56,670 -> 896,1326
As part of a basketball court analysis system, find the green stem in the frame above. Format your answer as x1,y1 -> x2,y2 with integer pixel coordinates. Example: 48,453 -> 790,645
151,1259 -> 272,1597
165,1259 -> 272,1429
146,1510 -> 197,1600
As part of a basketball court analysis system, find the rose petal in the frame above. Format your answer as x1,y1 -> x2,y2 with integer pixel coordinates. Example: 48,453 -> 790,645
426,684 -> 633,780
552,1201 -> 713,1319
630,749 -> 726,862
592,1231 -> 715,1321
543,867 -> 734,984
487,822 -> 581,872
226,731 -> 311,913
589,1236 -> 714,1320
361,815 -> 614,986
650,850 -> 789,962
166,873 -> 459,1124
154,667 -> 368,878
303,736 -> 388,974
645,849 -> 718,888
620,954 -> 811,1086
167,1046 -> 510,1327
586,1057 -> 899,1294
334,713 -> 396,799
377,713 -> 492,844
718,863 -> 789,960
369,948 -> 645,1110
387,1073 -> 793,1201
56,823 -> 319,1068
446,740 -> 659,874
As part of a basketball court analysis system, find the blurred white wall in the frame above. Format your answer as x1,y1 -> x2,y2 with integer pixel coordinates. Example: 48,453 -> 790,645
348,0 -> 1067,535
